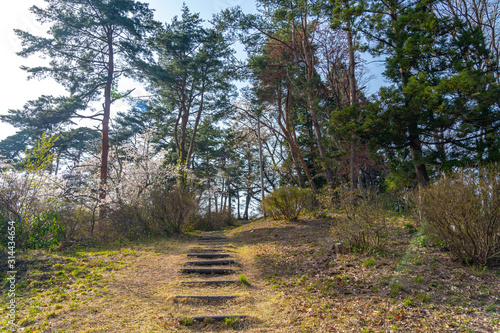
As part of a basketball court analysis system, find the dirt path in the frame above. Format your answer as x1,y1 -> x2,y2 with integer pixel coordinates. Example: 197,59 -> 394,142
41,232 -> 283,332
5,217 -> 499,332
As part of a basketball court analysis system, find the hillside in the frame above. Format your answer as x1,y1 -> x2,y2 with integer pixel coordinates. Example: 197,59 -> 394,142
2,215 -> 499,332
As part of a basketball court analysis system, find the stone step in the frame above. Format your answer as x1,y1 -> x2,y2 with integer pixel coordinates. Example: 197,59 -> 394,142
198,239 -> 229,243
180,280 -> 240,285
174,295 -> 240,300
185,259 -> 235,266
180,268 -> 235,275
187,253 -> 231,259
188,248 -> 228,253
199,236 -> 227,240
175,315 -> 248,322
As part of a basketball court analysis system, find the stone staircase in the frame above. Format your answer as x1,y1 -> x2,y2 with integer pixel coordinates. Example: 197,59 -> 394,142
174,233 -> 249,323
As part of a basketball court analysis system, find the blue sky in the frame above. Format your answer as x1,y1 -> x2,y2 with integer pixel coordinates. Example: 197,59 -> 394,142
0,0 -> 256,141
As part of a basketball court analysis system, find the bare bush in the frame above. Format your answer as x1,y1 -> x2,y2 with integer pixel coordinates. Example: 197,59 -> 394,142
421,168 -> 500,266
188,211 -> 235,231
57,205 -> 95,240
148,185 -> 198,235
331,185 -> 388,253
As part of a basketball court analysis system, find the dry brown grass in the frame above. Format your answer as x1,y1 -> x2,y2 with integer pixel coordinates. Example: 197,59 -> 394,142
227,216 -> 500,332
2,215 -> 499,332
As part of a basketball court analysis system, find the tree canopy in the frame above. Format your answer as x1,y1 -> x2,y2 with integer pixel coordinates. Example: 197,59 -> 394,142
1,0 -> 500,229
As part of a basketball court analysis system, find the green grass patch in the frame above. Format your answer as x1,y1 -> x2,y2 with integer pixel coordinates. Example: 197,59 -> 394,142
239,274 -> 250,285
362,258 -> 376,268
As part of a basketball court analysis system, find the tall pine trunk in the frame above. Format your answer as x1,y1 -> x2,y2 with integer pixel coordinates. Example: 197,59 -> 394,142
97,28 -> 113,233
277,85 -> 306,188
346,25 -> 359,191
257,115 -> 266,217
236,186 -> 241,219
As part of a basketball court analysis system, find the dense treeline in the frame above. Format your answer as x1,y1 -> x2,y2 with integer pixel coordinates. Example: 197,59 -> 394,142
0,0 -> 499,264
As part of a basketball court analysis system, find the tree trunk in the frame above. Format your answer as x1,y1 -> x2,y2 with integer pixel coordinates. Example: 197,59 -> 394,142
223,181 -> 228,212
277,85 -> 306,188
279,87 -> 318,193
257,115 -> 266,217
243,191 -> 251,220
207,178 -> 211,216
346,25 -> 359,190
98,28 -> 114,226
220,176 -> 225,213
287,129 -> 318,193
215,193 -> 218,214
243,146 -> 253,220
178,75 -> 189,166
55,154 -> 60,175
306,92 -> 334,185
227,175 -> 232,215
410,135 -> 430,189
290,147 -> 305,187
186,80 -> 206,165
236,185 -> 241,219
206,148 -> 211,216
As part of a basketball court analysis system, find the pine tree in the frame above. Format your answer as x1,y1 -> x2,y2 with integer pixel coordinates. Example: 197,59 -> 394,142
4,0 -> 156,226
362,0 -> 500,187
136,5 -> 237,169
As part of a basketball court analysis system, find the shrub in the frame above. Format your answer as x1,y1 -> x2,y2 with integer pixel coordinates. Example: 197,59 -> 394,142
0,134 -> 68,249
362,258 -> 376,268
224,317 -> 240,328
331,185 -> 388,253
262,186 -> 313,220
26,212 -> 64,249
148,184 -> 198,235
420,167 -> 500,266
58,205 -> 95,240
179,317 -> 193,326
403,222 -> 418,234
0,211 -> 64,250
107,203 -> 148,240
188,211 -> 235,231
418,292 -> 431,303
403,297 -> 414,307
103,184 -> 199,239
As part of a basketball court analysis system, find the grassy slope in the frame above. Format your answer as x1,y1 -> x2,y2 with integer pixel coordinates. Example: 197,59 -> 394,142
1,214 -> 499,332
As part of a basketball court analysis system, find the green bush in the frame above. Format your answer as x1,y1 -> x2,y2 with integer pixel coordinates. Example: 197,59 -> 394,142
0,212 -> 64,250
262,186 -> 314,220
420,168 -> 500,266
26,212 -> 64,249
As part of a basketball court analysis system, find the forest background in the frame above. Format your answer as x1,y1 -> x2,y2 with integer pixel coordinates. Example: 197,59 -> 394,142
0,0 -> 499,269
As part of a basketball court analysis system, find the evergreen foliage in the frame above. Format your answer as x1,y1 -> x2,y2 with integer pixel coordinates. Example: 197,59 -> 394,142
134,5 -> 237,167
